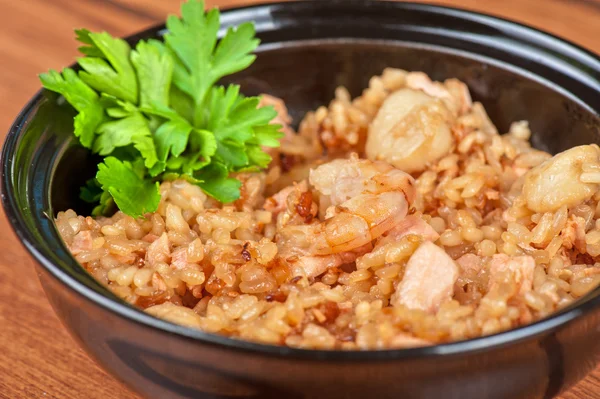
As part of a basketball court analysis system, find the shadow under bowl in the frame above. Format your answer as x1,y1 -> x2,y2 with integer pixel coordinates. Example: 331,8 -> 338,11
3,1 -> 600,398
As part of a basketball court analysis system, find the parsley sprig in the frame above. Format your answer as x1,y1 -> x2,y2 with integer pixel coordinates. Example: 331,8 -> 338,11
39,0 -> 282,218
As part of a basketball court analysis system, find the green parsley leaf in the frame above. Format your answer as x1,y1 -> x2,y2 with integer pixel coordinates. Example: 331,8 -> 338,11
194,162 -> 241,203
77,31 -> 138,104
165,1 -> 219,106
165,0 -> 259,127
213,95 -> 277,141
80,178 -> 115,216
165,129 -> 217,174
40,0 -> 283,217
170,85 -> 195,123
92,190 -> 116,216
75,29 -> 104,57
80,178 -> 103,203
250,123 -> 285,148
150,119 -> 193,176
190,129 -> 218,165
215,139 -> 248,169
212,23 -> 258,80
246,144 -> 272,169
93,109 -> 158,168
205,85 -> 242,134
131,40 -> 174,109
96,157 -> 160,218
39,68 -> 104,148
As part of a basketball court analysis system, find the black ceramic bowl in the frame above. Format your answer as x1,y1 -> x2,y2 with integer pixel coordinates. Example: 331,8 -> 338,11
3,1 -> 600,398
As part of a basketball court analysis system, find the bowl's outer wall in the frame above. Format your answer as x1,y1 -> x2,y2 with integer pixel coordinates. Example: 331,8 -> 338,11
39,262 -> 600,399
4,1 -> 600,398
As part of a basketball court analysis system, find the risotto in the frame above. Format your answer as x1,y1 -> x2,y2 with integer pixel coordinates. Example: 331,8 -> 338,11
56,69 -> 600,350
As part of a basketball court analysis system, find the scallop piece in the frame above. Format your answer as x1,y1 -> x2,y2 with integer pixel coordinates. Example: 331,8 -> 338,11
366,88 -> 454,173
522,145 -> 600,213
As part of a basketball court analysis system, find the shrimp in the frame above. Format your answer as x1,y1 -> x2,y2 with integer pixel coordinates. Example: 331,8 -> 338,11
378,215 -> 440,245
291,244 -> 372,278
309,155 -> 415,206
308,157 -> 415,255
277,157 -> 416,275
366,88 -> 455,174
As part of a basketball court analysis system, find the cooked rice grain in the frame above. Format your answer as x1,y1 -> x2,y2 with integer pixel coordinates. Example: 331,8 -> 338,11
57,69 -> 600,350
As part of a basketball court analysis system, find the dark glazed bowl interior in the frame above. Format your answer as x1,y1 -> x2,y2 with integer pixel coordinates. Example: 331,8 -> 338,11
4,1 -> 600,398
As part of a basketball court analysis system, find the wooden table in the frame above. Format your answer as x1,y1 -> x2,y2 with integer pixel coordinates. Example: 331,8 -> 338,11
1,0 -> 600,397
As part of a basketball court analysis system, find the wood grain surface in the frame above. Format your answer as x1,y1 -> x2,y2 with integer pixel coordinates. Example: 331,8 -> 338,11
1,0 -> 599,398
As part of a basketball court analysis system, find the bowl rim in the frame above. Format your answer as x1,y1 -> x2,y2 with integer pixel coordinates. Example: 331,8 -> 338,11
3,0 -> 600,361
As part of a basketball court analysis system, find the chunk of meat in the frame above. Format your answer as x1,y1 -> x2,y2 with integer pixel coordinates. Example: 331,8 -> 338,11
152,272 -> 168,291
146,232 -> 170,266
380,215 -> 440,245
393,241 -> 458,313
170,247 -> 188,270
562,216 -> 587,253
456,253 -> 483,274
264,181 -> 308,215
488,254 -> 535,296
70,230 -> 93,255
